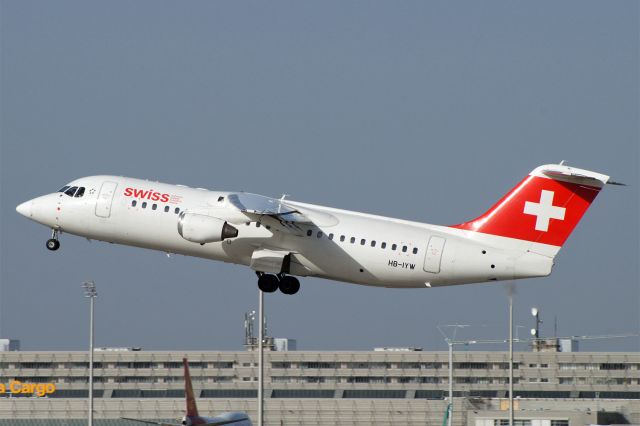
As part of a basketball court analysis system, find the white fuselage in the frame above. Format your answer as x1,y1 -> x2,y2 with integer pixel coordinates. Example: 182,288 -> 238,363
17,175 -> 556,289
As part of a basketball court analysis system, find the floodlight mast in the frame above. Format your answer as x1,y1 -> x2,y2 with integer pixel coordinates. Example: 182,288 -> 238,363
531,307 -> 542,339
437,324 -> 471,426
258,291 -> 264,426
82,281 -> 97,426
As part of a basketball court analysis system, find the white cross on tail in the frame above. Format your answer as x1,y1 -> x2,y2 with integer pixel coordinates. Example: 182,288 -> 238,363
523,190 -> 566,232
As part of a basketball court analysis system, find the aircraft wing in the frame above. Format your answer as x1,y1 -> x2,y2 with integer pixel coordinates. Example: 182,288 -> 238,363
121,418 -> 176,426
227,193 -> 311,224
203,418 -> 252,426
228,193 -> 338,234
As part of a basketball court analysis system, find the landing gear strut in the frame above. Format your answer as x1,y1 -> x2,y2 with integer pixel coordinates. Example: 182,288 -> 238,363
46,229 -> 60,251
256,273 -> 300,295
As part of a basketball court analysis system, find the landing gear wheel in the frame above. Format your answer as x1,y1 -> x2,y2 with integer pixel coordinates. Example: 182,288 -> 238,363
278,276 -> 300,295
46,239 -> 60,251
257,274 -> 279,293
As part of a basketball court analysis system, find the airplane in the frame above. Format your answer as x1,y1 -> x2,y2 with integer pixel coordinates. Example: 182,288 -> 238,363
16,163 -> 620,295
122,357 -> 251,426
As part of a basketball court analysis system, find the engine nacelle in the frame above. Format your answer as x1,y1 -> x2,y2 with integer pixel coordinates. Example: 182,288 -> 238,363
177,212 -> 238,244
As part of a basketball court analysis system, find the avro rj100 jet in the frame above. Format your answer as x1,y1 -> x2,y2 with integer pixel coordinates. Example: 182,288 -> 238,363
16,163 -> 619,295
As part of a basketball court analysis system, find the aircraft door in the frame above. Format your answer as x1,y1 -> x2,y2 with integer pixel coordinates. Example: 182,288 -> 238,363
423,236 -> 446,273
95,181 -> 118,218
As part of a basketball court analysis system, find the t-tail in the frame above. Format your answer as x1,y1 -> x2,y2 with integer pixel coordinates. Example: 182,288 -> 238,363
440,163 -> 620,284
450,163 -> 613,258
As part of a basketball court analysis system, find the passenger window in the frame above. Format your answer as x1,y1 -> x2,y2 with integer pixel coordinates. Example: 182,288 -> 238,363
174,207 -> 180,214
350,237 -> 355,244
329,233 -> 334,240
164,206 -> 169,213
391,244 -> 397,251
65,186 -> 78,197
381,242 -> 387,249
74,187 -> 85,197
307,230 -> 312,236
152,204 -> 157,210
256,222 -> 261,228
412,247 -> 418,254
340,235 -> 345,242
317,231 -> 323,238
360,239 -> 366,245
218,196 -> 224,202
402,246 -> 407,253
371,241 -> 376,247
132,200 -> 137,207
142,202 -> 147,209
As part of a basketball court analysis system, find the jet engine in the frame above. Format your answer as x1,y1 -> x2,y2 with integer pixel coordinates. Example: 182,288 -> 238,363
177,212 -> 238,244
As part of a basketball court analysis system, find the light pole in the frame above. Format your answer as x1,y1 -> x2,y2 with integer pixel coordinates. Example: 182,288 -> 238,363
258,290 -> 264,426
508,290 -> 514,426
82,281 -> 97,426
437,324 -> 470,426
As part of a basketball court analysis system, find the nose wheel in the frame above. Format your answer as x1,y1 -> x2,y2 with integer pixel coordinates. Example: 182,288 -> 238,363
46,229 -> 60,251
256,273 -> 300,295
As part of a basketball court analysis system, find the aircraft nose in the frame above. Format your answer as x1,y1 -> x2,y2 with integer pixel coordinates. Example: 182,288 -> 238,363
16,200 -> 33,218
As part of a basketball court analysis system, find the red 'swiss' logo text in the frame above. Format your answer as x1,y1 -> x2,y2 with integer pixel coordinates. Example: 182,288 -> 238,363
124,187 -> 170,203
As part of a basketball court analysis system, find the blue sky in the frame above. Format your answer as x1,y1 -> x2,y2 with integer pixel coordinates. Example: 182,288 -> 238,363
1,1 -> 638,351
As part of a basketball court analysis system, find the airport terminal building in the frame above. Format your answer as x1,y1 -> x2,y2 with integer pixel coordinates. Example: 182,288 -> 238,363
0,345 -> 639,426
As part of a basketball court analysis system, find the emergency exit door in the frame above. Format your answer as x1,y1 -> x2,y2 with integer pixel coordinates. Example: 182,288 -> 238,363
95,181 -> 118,218
423,236 -> 446,273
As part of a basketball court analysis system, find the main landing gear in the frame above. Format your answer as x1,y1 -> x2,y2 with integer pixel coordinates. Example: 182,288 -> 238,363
46,229 -> 60,251
257,273 -> 300,295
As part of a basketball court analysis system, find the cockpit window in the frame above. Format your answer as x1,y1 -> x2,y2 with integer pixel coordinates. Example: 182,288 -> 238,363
58,185 -> 86,197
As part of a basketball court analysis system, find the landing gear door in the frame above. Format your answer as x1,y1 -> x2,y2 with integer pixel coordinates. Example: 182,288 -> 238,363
95,181 -> 118,218
423,236 -> 446,273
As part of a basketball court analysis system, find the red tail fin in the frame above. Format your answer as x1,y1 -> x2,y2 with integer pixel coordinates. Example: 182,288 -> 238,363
450,164 -> 609,248
183,358 -> 199,417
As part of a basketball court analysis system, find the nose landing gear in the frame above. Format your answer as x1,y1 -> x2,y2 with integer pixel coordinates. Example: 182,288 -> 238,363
46,229 -> 60,251
256,273 -> 300,295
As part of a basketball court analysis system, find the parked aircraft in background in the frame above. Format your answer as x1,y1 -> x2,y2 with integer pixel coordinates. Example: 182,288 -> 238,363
122,358 -> 251,426
16,163 -> 619,295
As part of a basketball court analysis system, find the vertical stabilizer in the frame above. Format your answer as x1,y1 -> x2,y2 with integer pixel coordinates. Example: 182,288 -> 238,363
450,164 -> 609,254
183,358 -> 199,417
